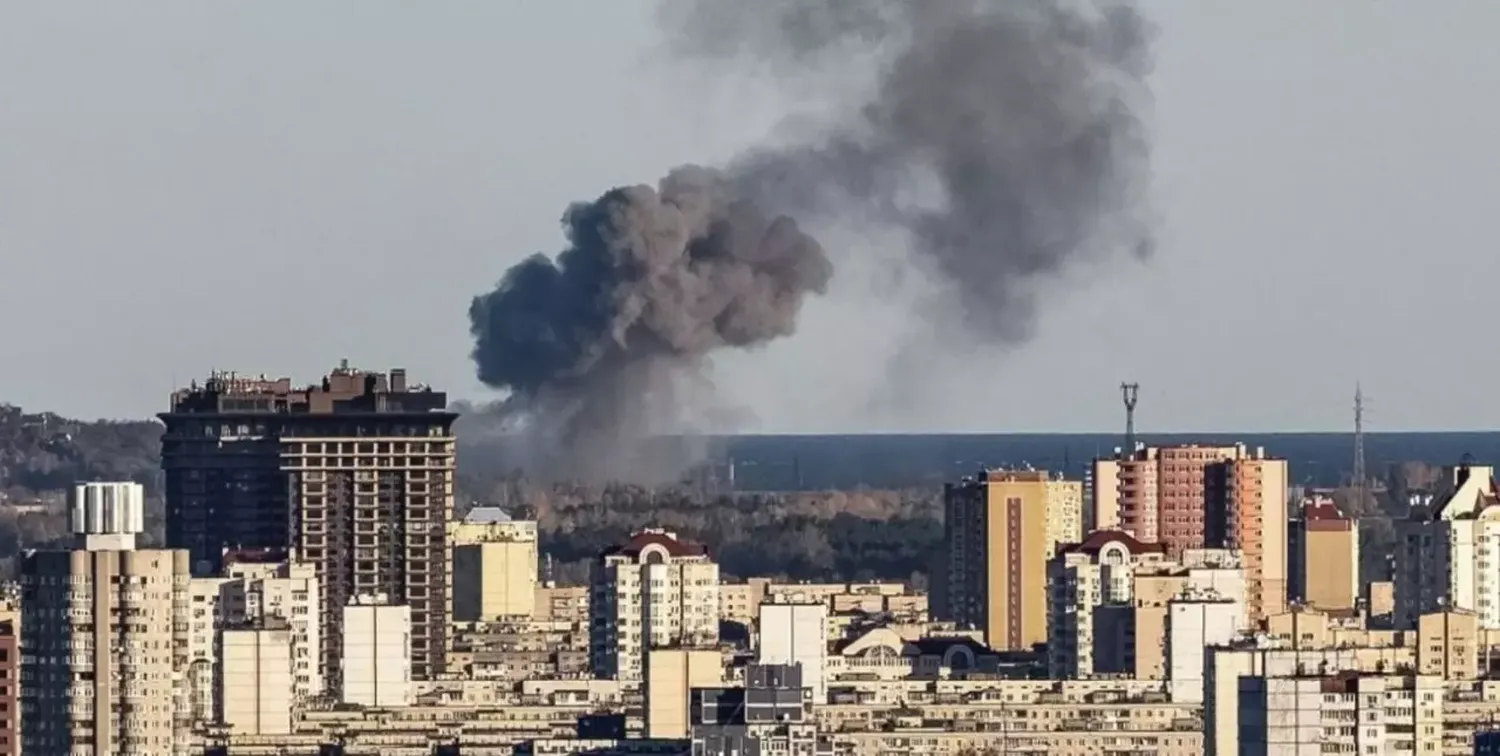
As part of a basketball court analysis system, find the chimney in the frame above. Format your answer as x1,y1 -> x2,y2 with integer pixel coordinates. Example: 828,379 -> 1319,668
391,368 -> 407,393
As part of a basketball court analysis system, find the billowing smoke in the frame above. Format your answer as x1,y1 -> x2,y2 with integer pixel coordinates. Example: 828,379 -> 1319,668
468,166 -> 830,482
665,0 -> 1156,342
470,0 -> 1154,478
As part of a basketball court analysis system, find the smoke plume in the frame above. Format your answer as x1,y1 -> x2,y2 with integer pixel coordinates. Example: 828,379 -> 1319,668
470,0 -> 1154,478
664,0 -> 1156,342
468,166 -> 830,481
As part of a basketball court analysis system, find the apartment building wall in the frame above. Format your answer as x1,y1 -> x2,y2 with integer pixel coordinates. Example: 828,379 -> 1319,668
1166,596 -> 1241,704
0,619 -> 16,756
1300,504 -> 1359,612
221,625 -> 294,736
645,648 -> 721,739
21,548 -> 193,756
1046,530 -> 1169,679
758,602 -> 828,703
1395,464 -> 1500,630
1090,458 -> 1122,532
1043,479 -> 1083,560
941,470 -> 1054,650
159,364 -> 456,683
1099,445 -> 1244,552
1232,674 -> 1443,755
1225,455 -> 1289,623
590,530 -> 720,681
452,508 -> 538,621
341,596 -> 412,707
533,584 -> 589,624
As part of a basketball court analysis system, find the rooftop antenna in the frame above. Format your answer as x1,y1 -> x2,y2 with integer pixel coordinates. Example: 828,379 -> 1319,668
1120,382 -> 1140,452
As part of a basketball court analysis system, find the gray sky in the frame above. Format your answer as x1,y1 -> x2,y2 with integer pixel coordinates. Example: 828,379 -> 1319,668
2,2 -> 1497,433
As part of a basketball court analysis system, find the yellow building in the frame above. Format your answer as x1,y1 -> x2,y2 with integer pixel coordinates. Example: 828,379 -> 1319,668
451,507 -> 539,621
1292,500 -> 1359,612
940,469 -> 1061,650
1225,453 -> 1289,623
644,648 -> 721,739
1043,478 -> 1084,559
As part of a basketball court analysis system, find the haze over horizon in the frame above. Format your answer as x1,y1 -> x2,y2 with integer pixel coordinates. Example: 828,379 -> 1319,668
5,2 -> 1499,434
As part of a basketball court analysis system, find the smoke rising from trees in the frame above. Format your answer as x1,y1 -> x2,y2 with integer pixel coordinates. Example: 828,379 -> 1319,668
469,0 -> 1155,480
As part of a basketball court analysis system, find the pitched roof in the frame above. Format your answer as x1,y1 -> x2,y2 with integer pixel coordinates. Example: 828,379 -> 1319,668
601,530 -> 708,560
1055,529 -> 1166,557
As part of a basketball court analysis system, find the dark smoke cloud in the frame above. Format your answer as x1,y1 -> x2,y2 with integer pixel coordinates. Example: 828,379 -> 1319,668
468,166 -> 830,481
662,0 -> 1155,341
469,0 -> 1154,477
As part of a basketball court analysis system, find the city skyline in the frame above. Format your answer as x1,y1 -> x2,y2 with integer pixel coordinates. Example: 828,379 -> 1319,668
5,2 -> 1500,432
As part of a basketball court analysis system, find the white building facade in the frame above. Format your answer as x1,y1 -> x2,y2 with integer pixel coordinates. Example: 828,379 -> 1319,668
590,530 -> 720,681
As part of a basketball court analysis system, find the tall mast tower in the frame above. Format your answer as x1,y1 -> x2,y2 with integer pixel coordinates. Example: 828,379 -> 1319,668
1121,382 -> 1140,453
1353,383 -> 1367,507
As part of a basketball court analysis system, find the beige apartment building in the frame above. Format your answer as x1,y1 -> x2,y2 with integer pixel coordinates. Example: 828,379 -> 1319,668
22,548 -> 194,755
187,549 -> 323,721
452,506 -> 538,621
1233,673 -> 1445,755
1047,530 -> 1170,678
1288,498 -> 1360,611
220,621 -> 295,737
589,530 -> 720,681
941,469 -> 1077,650
1053,545 -> 1245,681
20,481 -> 194,756
1225,452 -> 1289,622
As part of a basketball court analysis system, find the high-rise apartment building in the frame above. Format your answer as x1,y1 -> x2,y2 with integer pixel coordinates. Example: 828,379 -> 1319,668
1395,462 -> 1500,629
1224,452 -> 1289,623
590,530 -> 720,681
451,506 -> 538,621
159,363 -> 456,682
941,469 -> 1076,650
188,548 -> 323,717
1092,444 -> 1287,622
1288,498 -> 1359,612
1092,444 -> 1244,553
1047,530 -> 1169,679
1043,479 -> 1084,560
21,483 -> 192,756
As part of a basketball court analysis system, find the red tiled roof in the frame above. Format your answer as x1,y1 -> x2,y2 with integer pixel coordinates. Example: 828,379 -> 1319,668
1056,529 -> 1167,557
1303,501 -> 1347,521
601,531 -> 708,560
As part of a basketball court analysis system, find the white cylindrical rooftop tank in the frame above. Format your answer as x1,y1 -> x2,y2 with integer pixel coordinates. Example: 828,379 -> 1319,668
70,481 -> 146,536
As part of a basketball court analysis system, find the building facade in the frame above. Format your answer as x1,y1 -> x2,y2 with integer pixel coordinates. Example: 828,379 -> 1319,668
1395,462 -> 1500,630
22,548 -> 193,755
589,530 -> 720,681
1047,530 -> 1169,679
757,600 -> 829,704
452,507 -> 538,621
158,363 -> 457,682
1289,498 -> 1359,612
940,469 -> 1058,650
341,595 -> 412,707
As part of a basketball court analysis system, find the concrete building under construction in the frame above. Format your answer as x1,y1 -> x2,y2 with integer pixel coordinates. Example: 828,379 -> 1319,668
159,361 -> 458,685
